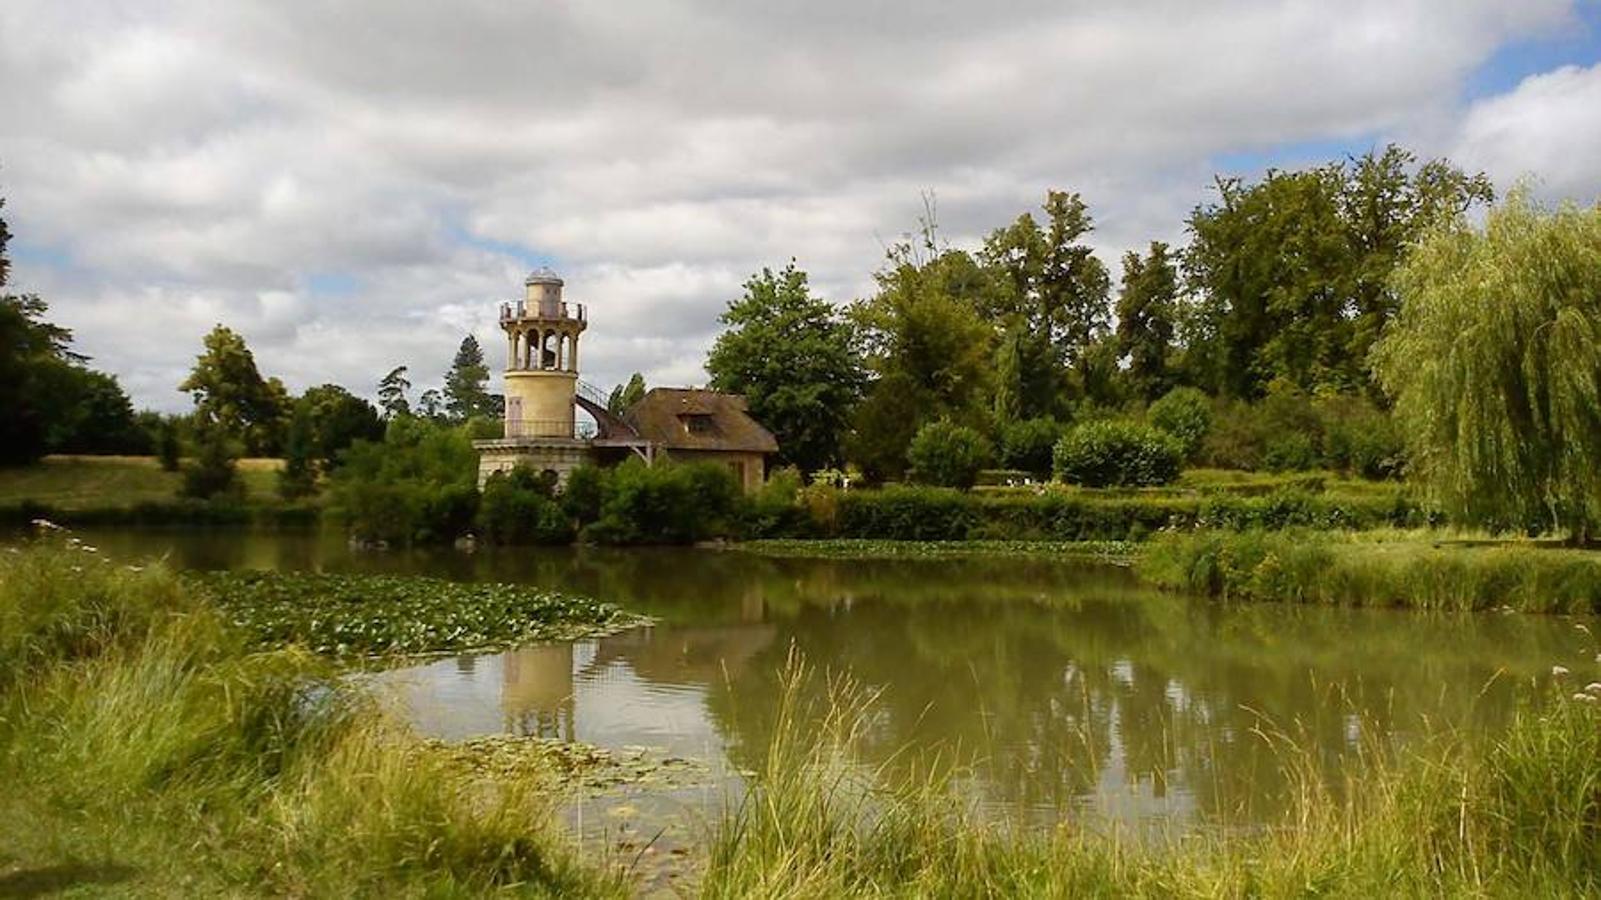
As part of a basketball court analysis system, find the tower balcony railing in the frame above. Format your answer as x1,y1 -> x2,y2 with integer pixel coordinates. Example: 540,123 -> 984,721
501,419 -> 597,440
499,300 -> 587,323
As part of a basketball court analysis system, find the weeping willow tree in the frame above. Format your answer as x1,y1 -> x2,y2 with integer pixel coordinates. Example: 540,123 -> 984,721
1373,193 -> 1601,541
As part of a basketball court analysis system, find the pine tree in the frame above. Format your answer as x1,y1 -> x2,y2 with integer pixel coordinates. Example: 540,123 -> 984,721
377,366 -> 412,419
443,336 -> 490,422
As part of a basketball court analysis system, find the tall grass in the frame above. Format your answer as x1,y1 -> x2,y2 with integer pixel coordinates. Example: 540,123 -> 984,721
702,656 -> 1601,897
0,538 -> 622,897
1138,528 -> 1601,613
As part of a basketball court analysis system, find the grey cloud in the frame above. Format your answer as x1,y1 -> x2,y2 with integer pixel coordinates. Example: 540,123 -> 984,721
0,0 -> 1592,410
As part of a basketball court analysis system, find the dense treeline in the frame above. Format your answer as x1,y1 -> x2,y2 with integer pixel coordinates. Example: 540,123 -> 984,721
705,145 -> 1491,490
8,143 -> 1600,541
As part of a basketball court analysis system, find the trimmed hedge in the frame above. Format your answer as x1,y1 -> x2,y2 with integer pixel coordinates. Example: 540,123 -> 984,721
815,485 -> 1433,542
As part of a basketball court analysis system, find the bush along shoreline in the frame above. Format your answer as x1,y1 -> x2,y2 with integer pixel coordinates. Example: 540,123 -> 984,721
1137,529 -> 1601,615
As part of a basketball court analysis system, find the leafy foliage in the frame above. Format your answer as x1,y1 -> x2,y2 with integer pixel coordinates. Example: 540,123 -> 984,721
997,417 -> 1063,478
1184,145 -> 1493,398
1054,421 -> 1182,487
579,459 -> 743,545
377,365 -> 412,419
294,383 -> 383,462
906,420 -> 992,488
179,325 -> 289,455
706,263 -> 865,472
326,417 -> 479,544
476,468 -> 573,545
1115,241 -> 1179,402
607,372 -> 647,414
443,336 -> 492,422
180,429 -> 242,500
1373,193 -> 1601,539
1147,387 -> 1211,461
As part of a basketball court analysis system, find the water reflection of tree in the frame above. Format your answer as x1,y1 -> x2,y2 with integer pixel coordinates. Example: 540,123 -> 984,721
95,532 -> 1584,826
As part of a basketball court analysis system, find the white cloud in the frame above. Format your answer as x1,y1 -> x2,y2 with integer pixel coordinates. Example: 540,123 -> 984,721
1453,62 -> 1601,203
0,0 -> 1592,410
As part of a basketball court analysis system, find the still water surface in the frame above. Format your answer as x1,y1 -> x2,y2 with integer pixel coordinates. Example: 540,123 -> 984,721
85,529 -> 1589,833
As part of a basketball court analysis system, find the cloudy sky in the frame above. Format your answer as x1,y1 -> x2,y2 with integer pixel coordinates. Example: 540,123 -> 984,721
3,1 -> 1600,412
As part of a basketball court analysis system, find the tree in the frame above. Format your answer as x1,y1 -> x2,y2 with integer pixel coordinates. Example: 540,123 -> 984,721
1116,242 -> 1180,403
608,373 -> 647,414
1185,144 -> 1493,398
1372,194 -> 1601,541
179,325 -> 288,455
418,389 -> 444,420
443,335 -> 491,422
295,384 -> 383,462
849,242 -> 996,478
278,407 -> 319,500
705,262 -> 865,472
981,190 -> 1112,386
38,366 -> 147,455
377,366 -> 412,419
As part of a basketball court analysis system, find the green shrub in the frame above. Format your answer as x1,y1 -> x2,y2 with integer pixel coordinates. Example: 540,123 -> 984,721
180,431 -> 241,500
326,417 -> 479,544
1262,433 -> 1319,472
906,421 -> 992,489
1053,420 -> 1182,487
476,468 -> 573,545
1147,387 -> 1211,460
560,465 -> 606,523
837,486 -> 980,541
997,418 -> 1062,477
1319,395 -> 1406,480
582,458 -> 741,544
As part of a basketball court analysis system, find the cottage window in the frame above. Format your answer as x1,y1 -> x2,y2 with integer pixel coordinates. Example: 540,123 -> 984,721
683,414 -> 715,435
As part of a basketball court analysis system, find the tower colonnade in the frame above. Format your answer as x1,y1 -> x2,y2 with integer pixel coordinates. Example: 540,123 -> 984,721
497,268 -> 587,440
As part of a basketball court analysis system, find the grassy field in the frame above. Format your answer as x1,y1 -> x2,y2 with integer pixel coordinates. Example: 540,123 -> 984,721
0,454 -> 283,510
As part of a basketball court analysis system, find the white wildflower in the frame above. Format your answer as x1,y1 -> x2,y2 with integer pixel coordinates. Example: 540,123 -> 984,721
1572,693 -> 1598,704
1586,683 -> 1601,697
1577,623 -> 1592,634
1553,665 -> 1571,677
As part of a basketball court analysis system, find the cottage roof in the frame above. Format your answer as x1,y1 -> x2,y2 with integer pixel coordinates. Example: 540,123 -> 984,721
623,388 -> 779,454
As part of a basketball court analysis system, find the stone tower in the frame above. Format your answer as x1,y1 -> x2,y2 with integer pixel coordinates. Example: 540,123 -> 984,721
499,268 -> 586,438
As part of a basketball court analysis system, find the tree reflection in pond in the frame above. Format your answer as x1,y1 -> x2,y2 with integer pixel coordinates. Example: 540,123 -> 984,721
80,529 -> 1588,831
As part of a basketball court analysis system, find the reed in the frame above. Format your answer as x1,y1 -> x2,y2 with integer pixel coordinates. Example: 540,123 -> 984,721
701,656 -> 1601,897
1138,528 -> 1601,613
0,538 -> 624,897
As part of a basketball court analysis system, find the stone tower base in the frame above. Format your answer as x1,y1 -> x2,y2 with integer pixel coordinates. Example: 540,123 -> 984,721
473,438 -> 595,489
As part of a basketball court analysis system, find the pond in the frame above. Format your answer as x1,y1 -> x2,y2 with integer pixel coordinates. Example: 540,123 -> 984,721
82,528 -> 1589,838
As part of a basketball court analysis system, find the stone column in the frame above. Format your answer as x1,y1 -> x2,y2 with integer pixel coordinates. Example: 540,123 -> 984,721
569,333 -> 579,373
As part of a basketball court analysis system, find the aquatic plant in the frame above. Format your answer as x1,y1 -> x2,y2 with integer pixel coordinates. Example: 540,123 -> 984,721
1138,528 -> 1601,613
186,570 -> 645,657
702,655 -> 1601,897
0,541 -> 625,896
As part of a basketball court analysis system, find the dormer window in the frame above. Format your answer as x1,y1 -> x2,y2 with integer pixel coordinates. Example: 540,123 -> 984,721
681,413 -> 715,435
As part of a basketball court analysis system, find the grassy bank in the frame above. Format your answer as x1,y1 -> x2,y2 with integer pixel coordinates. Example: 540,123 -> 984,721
0,454 -> 314,529
0,541 -> 625,897
1139,529 -> 1601,614
737,538 -> 1137,563
703,660 -> 1601,898
0,454 -> 282,508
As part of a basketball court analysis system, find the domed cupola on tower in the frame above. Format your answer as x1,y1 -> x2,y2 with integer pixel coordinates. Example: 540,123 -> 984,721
499,268 -> 587,438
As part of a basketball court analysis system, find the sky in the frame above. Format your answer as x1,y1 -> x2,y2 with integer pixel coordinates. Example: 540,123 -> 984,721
2,0 -> 1600,412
